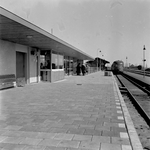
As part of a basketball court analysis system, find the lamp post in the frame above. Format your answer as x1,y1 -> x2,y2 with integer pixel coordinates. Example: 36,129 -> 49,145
126,57 -> 128,68
97,49 -> 101,72
143,45 -> 146,78
101,54 -> 104,70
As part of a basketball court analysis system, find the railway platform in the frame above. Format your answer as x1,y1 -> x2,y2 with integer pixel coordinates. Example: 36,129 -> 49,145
124,71 -> 150,85
0,71 -> 143,150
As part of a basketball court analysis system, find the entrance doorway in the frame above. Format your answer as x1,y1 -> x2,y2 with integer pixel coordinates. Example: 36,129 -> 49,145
16,52 -> 26,86
40,50 -> 51,82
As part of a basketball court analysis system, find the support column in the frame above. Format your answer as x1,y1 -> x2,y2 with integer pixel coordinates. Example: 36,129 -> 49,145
50,49 -> 52,82
37,49 -> 40,82
27,47 -> 30,84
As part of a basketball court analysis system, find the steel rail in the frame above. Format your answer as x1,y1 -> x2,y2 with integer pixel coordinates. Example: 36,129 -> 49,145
116,75 -> 150,127
125,69 -> 150,77
122,73 -> 150,96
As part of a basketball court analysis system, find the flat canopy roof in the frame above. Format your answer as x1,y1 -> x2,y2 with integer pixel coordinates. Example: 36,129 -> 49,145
0,7 -> 94,60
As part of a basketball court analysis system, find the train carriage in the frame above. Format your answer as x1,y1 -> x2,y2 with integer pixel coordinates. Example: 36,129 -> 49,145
111,60 -> 124,74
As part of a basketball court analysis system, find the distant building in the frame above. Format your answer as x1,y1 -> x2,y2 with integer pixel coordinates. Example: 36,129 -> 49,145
86,57 -> 109,70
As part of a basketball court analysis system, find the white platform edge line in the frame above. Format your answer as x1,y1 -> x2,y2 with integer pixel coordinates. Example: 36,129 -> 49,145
112,76 -> 143,150
53,79 -> 66,83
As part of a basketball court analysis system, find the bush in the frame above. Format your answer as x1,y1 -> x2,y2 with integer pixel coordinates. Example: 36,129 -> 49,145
137,65 -> 142,70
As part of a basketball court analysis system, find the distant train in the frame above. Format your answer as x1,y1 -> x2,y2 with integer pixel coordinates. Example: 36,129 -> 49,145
111,60 -> 124,74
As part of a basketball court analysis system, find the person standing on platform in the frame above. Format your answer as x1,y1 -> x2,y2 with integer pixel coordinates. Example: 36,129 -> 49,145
81,64 -> 86,76
76,63 -> 81,75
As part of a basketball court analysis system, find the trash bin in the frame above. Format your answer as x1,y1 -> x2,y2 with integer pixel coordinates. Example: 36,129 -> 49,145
108,71 -> 111,76
104,71 -> 111,76
104,71 -> 108,76
16,77 -> 25,87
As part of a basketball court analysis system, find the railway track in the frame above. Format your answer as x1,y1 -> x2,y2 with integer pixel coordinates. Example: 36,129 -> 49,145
116,74 -> 150,126
115,74 -> 150,150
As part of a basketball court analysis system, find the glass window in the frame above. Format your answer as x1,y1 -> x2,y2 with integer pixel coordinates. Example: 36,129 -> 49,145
40,50 -> 51,69
58,55 -> 64,69
52,53 -> 58,69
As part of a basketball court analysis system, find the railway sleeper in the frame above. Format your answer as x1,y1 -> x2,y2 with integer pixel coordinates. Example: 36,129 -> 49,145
119,87 -> 128,93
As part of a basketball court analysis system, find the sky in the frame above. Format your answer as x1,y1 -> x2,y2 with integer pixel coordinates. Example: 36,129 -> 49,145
0,0 -> 150,67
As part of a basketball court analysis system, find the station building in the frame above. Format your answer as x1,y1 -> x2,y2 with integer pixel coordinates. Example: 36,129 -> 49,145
0,7 -> 94,86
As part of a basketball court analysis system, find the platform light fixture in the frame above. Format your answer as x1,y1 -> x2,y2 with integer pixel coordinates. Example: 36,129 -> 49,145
143,45 -> 146,78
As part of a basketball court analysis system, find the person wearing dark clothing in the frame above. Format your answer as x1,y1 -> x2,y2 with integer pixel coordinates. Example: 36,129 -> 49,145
85,64 -> 88,74
40,63 -> 44,69
46,60 -> 50,69
81,64 -> 86,76
76,63 -> 81,75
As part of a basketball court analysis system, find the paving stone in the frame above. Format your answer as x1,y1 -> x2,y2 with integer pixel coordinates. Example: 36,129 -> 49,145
118,123 -> 126,128
11,144 -> 27,150
117,116 -> 124,120
117,111 -> 122,114
57,140 -> 80,148
86,117 -> 97,121
2,131 -> 24,137
1,137 -> 24,144
95,125 -> 110,131
0,143 -> 7,149
45,146 -> 67,150
0,136 -> 7,142
79,141 -> 100,150
115,100 -> 120,102
102,131 -> 120,137
62,124 -> 79,129
19,137 -> 42,145
120,132 -> 129,139
88,120 -> 105,125
59,120 -> 74,125
36,132 -> 56,139
50,128 -> 68,133
73,134 -> 92,141
111,127 -> 126,132
103,122 -> 119,127
0,143 -> 27,149
38,127 -> 53,132
66,148 -> 95,150
38,139 -> 61,147
111,137 -> 130,145
23,145 -> 46,150
4,125 -> 22,131
53,133 -> 74,140
72,120 -> 88,125
100,143 -> 122,150
92,135 -> 110,143
111,118 -> 125,123
91,114 -> 105,119
79,124 -> 95,130
1,131 -> 17,137
19,125 -> 41,132
116,103 -> 121,105
121,145 -> 132,150
83,129 -> 101,136
116,106 -> 121,109
67,129 -> 85,135
19,131 -> 39,138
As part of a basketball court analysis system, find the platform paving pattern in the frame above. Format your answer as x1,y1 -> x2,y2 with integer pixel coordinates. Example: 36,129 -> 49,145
0,72 -> 142,150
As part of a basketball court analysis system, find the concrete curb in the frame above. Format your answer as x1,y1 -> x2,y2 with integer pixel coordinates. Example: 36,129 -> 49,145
112,75 -> 143,150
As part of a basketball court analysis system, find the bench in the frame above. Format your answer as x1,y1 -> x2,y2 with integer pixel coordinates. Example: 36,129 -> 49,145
0,74 -> 16,90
